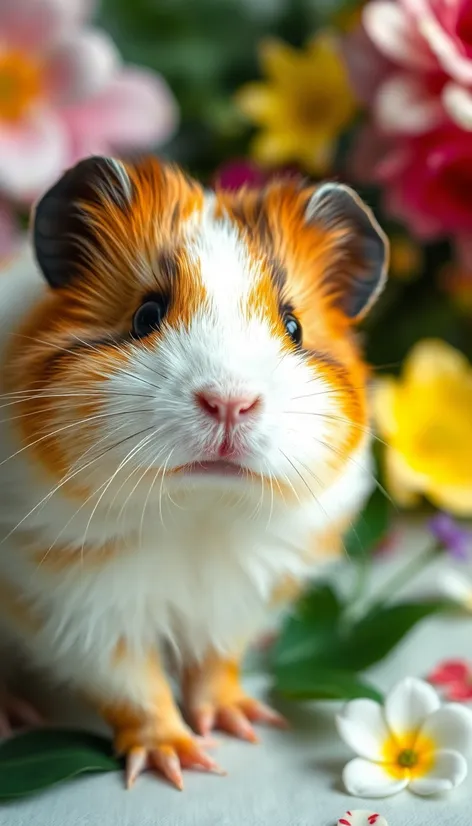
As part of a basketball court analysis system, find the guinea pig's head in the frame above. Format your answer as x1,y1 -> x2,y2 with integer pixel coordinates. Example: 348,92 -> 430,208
9,156 -> 388,507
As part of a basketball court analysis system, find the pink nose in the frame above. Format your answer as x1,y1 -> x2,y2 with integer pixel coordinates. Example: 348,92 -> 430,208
195,391 -> 261,426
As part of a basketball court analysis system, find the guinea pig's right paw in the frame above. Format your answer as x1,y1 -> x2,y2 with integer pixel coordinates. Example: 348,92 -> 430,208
0,688 -> 44,737
115,723 -> 223,790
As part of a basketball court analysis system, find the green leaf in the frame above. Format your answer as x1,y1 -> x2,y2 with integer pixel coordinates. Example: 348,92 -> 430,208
344,487 -> 391,560
0,729 -> 120,800
275,663 -> 383,703
271,582 -> 342,667
337,601 -> 448,672
272,599 -> 448,701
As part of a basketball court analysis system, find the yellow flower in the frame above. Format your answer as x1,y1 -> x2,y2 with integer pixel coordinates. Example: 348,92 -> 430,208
374,339 -> 472,515
236,32 -> 357,174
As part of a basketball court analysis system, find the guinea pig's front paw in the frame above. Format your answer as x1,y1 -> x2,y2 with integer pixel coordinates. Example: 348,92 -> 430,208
184,656 -> 287,743
115,722 -> 222,790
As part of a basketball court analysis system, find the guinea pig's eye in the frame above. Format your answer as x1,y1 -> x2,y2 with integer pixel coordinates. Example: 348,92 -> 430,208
132,296 -> 168,339
284,312 -> 302,347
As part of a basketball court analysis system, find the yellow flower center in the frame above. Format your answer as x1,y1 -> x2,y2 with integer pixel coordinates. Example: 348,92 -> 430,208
382,730 -> 435,780
0,50 -> 42,122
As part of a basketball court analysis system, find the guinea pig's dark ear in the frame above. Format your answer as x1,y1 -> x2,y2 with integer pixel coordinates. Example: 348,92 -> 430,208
32,155 -> 132,288
306,182 -> 389,321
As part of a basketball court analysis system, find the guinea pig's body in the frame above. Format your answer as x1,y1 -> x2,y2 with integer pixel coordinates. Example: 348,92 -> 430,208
0,157 -> 387,786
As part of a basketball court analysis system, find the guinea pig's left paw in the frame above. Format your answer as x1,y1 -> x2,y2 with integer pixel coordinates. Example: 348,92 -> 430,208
184,658 -> 287,742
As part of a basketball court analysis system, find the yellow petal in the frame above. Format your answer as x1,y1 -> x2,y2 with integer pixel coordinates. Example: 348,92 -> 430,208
426,482 -> 472,516
372,377 -> 400,439
306,32 -> 355,94
235,83 -> 284,125
403,338 -> 469,386
250,129 -> 300,166
258,38 -> 301,85
290,134 -> 333,174
384,448 -> 424,508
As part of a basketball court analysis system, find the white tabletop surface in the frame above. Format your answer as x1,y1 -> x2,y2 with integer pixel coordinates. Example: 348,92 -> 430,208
1,521 -> 472,826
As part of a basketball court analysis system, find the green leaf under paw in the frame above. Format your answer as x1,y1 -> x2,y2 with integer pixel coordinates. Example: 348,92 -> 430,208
0,729 -> 120,800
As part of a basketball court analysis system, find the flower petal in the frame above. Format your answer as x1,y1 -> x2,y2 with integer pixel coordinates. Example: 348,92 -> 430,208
383,448 -> 424,508
363,1 -> 436,70
0,110 -> 68,200
0,0 -> 91,51
375,74 -> 443,134
403,339 -> 469,385
336,699 -> 390,761
62,68 -> 179,161
442,83 -> 472,132
419,704 -> 472,756
342,758 -> 408,798
428,659 -> 471,686
385,678 -> 440,738
426,482 -> 472,518
409,749 -> 467,796
45,28 -> 120,104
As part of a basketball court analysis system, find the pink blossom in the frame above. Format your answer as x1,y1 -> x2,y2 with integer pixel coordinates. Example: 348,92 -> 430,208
0,0 -> 178,202
344,1 -> 472,136
428,659 -> 472,701
350,121 -> 472,252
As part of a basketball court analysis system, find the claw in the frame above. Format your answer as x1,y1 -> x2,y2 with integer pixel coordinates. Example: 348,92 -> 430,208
217,706 -> 258,743
151,747 -> 184,791
194,708 -> 216,737
126,747 -> 148,789
241,698 -> 288,728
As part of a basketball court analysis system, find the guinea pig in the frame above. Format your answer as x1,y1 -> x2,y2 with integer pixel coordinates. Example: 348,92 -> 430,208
0,155 -> 388,788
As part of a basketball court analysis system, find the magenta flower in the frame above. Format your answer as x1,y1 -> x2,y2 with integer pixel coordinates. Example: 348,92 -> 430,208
0,0 -> 178,202
429,512 -> 471,560
214,159 -> 299,191
428,659 -> 472,702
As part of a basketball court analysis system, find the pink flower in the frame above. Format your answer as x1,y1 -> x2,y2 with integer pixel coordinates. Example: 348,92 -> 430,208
344,0 -> 472,136
0,0 -> 178,202
428,659 -> 472,701
351,123 -> 472,246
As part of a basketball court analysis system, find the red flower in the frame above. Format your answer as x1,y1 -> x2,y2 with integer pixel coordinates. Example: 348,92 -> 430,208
428,659 -> 472,701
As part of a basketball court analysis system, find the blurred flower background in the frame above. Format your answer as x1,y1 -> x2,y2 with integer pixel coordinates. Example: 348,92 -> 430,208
1,0 -> 471,518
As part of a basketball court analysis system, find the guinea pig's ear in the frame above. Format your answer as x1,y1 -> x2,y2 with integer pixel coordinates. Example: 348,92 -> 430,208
306,182 -> 389,321
32,156 -> 131,288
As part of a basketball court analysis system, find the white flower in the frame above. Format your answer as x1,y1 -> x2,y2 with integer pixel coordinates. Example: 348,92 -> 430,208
336,677 -> 472,797
440,570 -> 472,610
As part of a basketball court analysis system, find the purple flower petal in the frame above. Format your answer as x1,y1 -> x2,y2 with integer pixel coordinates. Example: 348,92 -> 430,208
429,513 -> 471,561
